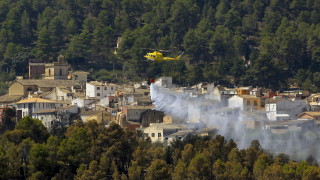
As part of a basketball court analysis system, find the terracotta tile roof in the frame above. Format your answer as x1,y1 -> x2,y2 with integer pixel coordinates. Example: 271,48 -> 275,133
15,79 -> 79,88
298,111 -> 320,117
15,97 -> 59,104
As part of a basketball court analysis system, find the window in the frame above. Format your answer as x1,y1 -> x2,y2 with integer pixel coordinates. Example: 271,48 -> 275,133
158,133 -> 162,137
111,87 -> 113,90
254,100 -> 258,106
49,69 -> 51,76
23,104 -> 25,108
104,87 -> 107,90
144,133 -> 149,137
97,87 -> 100,90
97,93 -> 100,96
151,133 -> 155,137
60,69 -> 62,75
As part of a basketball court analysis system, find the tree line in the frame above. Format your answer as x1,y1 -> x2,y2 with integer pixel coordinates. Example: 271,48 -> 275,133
0,116 -> 320,179
1,0 -> 320,91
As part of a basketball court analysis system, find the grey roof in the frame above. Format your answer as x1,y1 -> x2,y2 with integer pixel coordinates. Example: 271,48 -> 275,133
167,130 -> 193,137
0,94 -> 23,103
15,79 -> 79,88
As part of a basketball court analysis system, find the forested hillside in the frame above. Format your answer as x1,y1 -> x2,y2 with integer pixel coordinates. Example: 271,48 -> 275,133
1,117 -> 320,179
1,0 -> 320,90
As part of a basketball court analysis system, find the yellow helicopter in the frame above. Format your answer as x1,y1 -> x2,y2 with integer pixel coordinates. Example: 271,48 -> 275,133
144,50 -> 184,62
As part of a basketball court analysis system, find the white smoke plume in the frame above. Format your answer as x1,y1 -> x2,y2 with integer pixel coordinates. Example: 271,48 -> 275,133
151,83 -> 320,161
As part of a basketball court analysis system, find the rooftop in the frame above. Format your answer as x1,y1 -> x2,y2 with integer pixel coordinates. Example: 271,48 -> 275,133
14,79 -> 79,88
298,111 -> 320,116
72,71 -> 90,75
80,109 -> 104,115
124,105 -> 154,110
15,97 -> 59,104
0,94 -> 23,103
146,123 -> 185,130
87,81 -> 117,87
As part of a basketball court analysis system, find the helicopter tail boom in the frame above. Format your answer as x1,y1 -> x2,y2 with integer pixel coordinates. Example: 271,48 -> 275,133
176,51 -> 184,60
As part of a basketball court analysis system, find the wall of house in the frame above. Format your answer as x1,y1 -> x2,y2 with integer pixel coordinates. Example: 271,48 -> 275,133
16,102 -> 60,118
86,83 -> 96,98
143,126 -> 164,142
45,63 -> 70,80
228,95 -> 244,110
243,98 -> 261,111
72,98 -> 95,108
187,103 -> 201,123
237,89 -> 250,95
29,64 -> 45,79
81,113 -> 102,123
32,113 -> 56,129
9,83 -> 25,96
155,77 -> 173,88
140,110 -> 164,127
73,73 -> 87,82
125,108 -> 148,121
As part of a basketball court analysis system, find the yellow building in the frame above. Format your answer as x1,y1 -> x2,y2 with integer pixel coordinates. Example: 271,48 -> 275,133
236,87 -> 251,95
80,109 -> 109,124
44,55 -> 71,80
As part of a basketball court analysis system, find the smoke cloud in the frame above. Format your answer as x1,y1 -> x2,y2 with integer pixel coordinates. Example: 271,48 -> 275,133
151,84 -> 320,161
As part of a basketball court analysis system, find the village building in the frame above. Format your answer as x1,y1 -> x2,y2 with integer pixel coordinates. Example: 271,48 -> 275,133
86,81 -> 117,99
236,87 -> 252,95
80,109 -> 109,124
32,105 -> 79,130
228,95 -> 263,112
122,105 -> 154,122
143,123 -> 183,142
13,97 -> 68,120
140,109 -> 164,127
71,71 -> 90,83
163,114 -> 184,124
155,77 -> 173,88
29,62 -> 45,79
265,98 -> 309,121
250,87 -> 263,97
72,97 -> 97,108
44,55 -> 71,80
7,79 -> 80,97
307,94 -> 320,111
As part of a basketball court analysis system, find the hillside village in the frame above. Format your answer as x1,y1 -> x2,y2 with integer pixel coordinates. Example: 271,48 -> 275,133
0,55 -> 320,142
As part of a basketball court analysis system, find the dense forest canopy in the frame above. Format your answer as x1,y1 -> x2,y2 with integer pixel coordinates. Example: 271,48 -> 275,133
0,0 -> 320,90
1,116 -> 320,179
